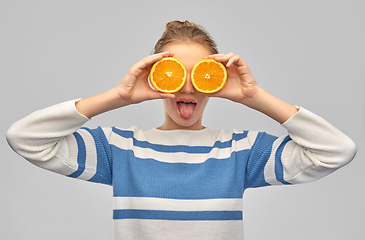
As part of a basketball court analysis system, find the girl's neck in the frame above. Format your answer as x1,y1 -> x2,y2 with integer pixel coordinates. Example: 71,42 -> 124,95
157,120 -> 205,131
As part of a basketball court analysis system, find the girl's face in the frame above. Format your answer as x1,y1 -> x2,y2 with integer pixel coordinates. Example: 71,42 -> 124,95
158,42 -> 211,130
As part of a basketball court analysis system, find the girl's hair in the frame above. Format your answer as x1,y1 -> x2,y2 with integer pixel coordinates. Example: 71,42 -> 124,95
153,20 -> 218,54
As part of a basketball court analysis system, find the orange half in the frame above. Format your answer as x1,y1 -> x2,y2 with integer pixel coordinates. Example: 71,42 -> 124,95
191,59 -> 227,93
149,57 -> 187,93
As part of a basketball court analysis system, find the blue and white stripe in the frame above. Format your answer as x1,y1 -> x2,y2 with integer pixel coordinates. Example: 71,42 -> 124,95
113,197 -> 243,220
68,129 -> 98,180
109,128 -> 258,164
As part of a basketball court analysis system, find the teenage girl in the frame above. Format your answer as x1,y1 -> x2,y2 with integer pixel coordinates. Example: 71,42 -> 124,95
7,20 -> 357,239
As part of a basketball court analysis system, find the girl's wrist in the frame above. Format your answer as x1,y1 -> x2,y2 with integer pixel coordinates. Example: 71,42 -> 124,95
238,84 -> 263,109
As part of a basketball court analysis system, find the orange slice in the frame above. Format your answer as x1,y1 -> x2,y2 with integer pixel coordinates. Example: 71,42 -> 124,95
149,57 -> 187,93
191,59 -> 227,93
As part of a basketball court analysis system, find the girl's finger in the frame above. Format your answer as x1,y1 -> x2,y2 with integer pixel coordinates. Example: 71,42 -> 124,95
147,52 -> 174,65
226,55 -> 243,68
156,51 -> 174,58
135,52 -> 174,71
149,91 -> 176,101
213,52 -> 235,64
206,54 -> 225,59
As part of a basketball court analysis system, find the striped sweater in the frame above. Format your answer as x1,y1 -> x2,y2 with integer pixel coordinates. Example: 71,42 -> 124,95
6,99 -> 357,239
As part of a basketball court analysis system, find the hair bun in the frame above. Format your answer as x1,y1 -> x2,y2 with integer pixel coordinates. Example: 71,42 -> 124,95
165,20 -> 196,31
154,20 -> 218,55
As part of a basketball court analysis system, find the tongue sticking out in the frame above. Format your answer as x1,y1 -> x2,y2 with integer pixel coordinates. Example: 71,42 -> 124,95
177,102 -> 196,119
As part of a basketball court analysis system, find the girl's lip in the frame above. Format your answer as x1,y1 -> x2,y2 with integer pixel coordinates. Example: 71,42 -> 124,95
176,98 -> 197,104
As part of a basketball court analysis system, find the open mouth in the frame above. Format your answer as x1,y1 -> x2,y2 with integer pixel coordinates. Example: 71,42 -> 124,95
177,98 -> 197,119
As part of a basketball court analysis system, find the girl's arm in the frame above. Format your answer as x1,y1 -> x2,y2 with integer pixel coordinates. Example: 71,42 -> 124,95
6,52 -> 175,183
238,86 -> 298,124
208,53 -> 356,185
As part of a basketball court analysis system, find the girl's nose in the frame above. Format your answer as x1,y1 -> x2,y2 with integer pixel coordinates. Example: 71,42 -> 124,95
180,75 -> 195,94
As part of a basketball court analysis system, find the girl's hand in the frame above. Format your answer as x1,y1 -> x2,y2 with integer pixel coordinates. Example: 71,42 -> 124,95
115,52 -> 176,105
75,53 -> 175,118
207,53 -> 260,106
208,53 -> 298,123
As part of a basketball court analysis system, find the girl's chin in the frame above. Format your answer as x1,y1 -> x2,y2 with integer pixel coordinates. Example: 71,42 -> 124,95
177,117 -> 204,130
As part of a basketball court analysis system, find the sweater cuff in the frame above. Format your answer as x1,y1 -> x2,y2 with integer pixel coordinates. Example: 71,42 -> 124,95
281,106 -> 332,135
281,106 -> 301,126
73,98 -> 91,120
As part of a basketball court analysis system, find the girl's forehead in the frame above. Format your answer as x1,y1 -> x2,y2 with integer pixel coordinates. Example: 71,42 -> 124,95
163,42 -> 211,65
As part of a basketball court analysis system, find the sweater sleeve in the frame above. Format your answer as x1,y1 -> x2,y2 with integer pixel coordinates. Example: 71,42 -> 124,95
6,99 -> 113,185
245,107 -> 357,188
280,107 -> 356,183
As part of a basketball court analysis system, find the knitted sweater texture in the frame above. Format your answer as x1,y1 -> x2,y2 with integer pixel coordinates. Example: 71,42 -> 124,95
6,100 -> 357,240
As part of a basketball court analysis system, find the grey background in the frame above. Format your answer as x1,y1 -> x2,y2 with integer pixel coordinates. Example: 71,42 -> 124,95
1,0 -> 364,239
